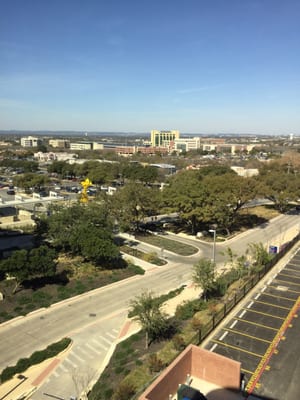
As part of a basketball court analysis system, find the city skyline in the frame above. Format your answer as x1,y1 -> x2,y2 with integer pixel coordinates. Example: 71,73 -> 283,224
1,0 -> 300,134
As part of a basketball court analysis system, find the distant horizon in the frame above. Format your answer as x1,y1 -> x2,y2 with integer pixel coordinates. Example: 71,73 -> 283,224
1,1 -> 300,134
0,129 -> 295,138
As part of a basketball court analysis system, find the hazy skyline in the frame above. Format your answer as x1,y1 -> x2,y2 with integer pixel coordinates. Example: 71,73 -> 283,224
1,0 -> 300,134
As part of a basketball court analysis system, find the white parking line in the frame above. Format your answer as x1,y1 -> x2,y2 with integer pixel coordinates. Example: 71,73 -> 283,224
254,293 -> 261,300
239,310 -> 246,318
210,344 -> 217,352
247,301 -> 254,308
261,286 -> 266,292
230,320 -> 237,329
219,331 -> 228,341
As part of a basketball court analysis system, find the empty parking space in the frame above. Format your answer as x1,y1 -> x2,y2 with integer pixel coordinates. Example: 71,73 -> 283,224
204,248 -> 300,398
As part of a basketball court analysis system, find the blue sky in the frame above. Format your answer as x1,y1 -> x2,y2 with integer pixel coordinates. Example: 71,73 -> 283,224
1,0 -> 300,134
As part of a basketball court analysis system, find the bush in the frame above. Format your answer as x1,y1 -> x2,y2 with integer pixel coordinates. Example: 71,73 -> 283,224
172,334 -> 186,351
148,353 -> 165,373
112,380 -> 136,400
175,299 -> 207,320
127,263 -> 145,275
104,388 -> 114,399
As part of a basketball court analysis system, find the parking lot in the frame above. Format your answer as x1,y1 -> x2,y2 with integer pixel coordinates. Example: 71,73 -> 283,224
204,249 -> 300,399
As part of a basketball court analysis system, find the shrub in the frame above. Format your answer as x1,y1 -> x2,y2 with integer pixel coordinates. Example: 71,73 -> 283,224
191,316 -> 203,331
148,353 -> 165,373
172,334 -> 186,351
127,263 -> 145,275
104,388 -> 113,399
112,380 -> 136,400
175,299 -> 207,320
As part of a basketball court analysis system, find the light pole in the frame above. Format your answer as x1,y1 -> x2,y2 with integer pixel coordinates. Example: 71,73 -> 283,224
209,229 -> 216,264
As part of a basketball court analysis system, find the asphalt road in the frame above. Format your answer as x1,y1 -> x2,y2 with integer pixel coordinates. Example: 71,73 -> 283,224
0,212 -> 300,399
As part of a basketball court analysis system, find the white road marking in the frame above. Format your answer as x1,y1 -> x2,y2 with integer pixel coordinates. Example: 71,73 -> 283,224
230,320 -> 237,329
106,332 -> 118,339
91,338 -> 109,350
254,293 -> 261,300
247,301 -> 254,308
219,331 -> 228,341
62,357 -> 77,368
261,286 -> 266,292
210,344 -> 217,352
239,310 -> 246,318
69,352 -> 85,363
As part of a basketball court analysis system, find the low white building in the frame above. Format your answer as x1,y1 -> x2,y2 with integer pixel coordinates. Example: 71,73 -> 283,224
70,142 -> 93,150
231,166 -> 259,177
21,136 -> 42,147
174,137 -> 201,152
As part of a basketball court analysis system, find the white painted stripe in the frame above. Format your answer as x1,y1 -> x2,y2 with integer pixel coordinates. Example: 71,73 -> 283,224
267,279 -> 272,284
99,336 -> 113,345
254,293 -> 260,300
230,320 -> 237,329
247,301 -> 254,308
74,346 -> 89,356
261,286 -> 266,292
91,339 -> 109,350
219,331 -> 228,341
62,358 -> 77,368
85,342 -> 100,352
57,364 -> 68,373
239,310 -> 246,318
69,352 -> 85,363
210,344 -> 217,352
112,328 -> 119,334
106,332 -> 117,339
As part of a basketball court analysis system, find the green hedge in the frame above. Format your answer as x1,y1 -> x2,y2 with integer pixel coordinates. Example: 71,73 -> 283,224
0,337 -> 71,383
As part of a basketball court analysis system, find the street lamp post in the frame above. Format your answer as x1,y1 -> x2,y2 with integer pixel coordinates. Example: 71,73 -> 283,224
209,229 -> 216,264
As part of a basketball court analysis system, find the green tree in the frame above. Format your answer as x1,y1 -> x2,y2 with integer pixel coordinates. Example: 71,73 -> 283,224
28,245 -> 57,277
43,203 -> 119,266
129,291 -> 168,349
109,182 -> 160,232
246,242 -> 272,271
0,249 -> 28,294
257,162 -> 300,212
162,170 -> 207,234
12,173 -> 50,192
192,258 -> 216,300
0,246 -> 57,294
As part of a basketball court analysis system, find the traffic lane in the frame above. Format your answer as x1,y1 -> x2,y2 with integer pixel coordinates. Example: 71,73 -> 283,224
257,300 -> 300,400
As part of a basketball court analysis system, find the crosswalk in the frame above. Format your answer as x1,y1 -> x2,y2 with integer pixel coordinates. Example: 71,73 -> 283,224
32,327 -> 120,399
